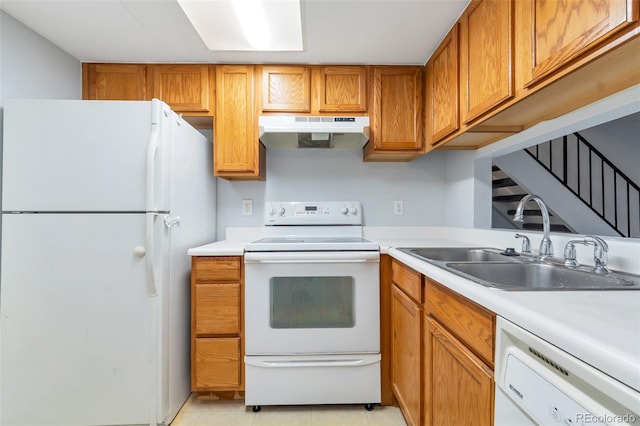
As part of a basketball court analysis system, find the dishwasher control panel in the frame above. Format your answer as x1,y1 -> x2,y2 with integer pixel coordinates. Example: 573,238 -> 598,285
504,353 -> 605,425
495,317 -> 639,426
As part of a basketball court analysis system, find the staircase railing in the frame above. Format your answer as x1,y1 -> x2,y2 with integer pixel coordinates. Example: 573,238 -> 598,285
526,132 -> 639,237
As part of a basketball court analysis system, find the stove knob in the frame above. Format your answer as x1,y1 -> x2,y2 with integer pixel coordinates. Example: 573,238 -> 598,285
269,206 -> 276,216
278,207 -> 286,216
340,207 -> 349,215
349,206 -> 358,215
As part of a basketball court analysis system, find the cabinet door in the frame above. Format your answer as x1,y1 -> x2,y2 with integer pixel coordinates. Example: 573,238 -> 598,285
527,0 -> 638,86
315,66 -> 367,113
367,66 -> 424,158
149,64 -> 214,114
214,65 -> 265,180
83,63 -> 146,100
424,317 -> 493,426
391,285 -> 422,426
460,0 -> 513,124
194,283 -> 240,336
261,66 -> 311,112
193,338 -> 242,390
426,24 -> 459,146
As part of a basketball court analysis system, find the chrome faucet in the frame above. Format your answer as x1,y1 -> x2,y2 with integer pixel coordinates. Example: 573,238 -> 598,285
513,194 -> 554,259
563,236 -> 610,274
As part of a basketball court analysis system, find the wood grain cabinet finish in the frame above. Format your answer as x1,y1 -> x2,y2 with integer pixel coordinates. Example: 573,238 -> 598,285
214,65 -> 265,180
191,256 -> 244,392
193,338 -> 242,390
82,63 -> 147,101
314,66 -> 367,113
426,24 -> 460,147
364,66 -> 424,161
149,64 -> 214,114
424,277 -> 495,368
460,0 -> 514,124
390,260 -> 424,426
424,317 -> 494,426
260,65 -> 311,112
391,285 -> 422,426
527,0 -> 638,86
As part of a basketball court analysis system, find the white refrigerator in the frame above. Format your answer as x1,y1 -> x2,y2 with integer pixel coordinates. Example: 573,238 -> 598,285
0,99 -> 216,426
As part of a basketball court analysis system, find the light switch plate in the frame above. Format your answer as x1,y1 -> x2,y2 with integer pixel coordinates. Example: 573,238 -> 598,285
242,199 -> 253,216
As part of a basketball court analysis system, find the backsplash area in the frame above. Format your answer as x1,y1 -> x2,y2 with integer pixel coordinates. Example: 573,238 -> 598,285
216,149 -> 448,237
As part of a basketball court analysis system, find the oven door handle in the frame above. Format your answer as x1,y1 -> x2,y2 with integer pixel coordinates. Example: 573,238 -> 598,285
245,357 -> 380,368
244,251 -> 380,263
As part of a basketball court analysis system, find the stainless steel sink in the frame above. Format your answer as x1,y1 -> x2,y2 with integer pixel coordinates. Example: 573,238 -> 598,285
445,262 -> 640,291
396,246 -> 640,291
398,247 -> 515,263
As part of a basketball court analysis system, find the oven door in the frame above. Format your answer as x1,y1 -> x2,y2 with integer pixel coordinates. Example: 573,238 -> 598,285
244,251 -> 380,355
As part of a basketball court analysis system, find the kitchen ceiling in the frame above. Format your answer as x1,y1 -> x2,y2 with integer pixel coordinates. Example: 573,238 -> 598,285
0,0 -> 469,65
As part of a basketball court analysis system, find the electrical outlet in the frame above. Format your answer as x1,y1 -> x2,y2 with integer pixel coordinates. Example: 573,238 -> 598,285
242,199 -> 253,216
394,200 -> 404,215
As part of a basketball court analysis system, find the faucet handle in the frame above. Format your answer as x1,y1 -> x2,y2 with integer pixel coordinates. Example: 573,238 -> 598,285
563,240 -> 586,268
585,236 -> 609,274
514,233 -> 531,254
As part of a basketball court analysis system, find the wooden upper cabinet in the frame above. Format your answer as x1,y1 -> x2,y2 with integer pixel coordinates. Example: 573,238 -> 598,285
460,0 -> 514,124
426,24 -> 460,147
314,66 -> 367,113
364,66 -> 424,161
149,64 -> 214,114
83,63 -> 146,100
214,65 -> 265,180
527,0 -> 638,86
260,66 -> 311,112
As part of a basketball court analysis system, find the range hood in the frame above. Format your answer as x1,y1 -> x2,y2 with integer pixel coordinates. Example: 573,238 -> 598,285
258,116 -> 370,149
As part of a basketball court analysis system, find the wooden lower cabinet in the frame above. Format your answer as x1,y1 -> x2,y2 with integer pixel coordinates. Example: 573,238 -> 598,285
387,259 -> 496,426
391,284 -> 422,426
193,338 -> 242,390
424,316 -> 494,426
191,256 -> 244,392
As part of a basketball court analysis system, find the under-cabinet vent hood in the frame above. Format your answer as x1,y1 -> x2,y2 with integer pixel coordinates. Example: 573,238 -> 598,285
258,116 -> 370,149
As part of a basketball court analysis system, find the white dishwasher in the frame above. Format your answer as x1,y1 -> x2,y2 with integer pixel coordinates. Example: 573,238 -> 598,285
495,317 -> 640,426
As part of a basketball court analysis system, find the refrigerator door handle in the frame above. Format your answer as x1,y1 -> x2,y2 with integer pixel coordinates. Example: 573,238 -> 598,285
145,212 -> 158,297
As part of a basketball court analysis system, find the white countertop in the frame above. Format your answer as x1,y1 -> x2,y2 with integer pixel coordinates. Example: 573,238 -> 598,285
188,226 -> 640,392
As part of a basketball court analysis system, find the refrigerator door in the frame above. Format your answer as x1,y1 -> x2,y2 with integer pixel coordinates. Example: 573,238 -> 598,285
0,213 -> 162,426
2,99 -> 171,213
157,116 -> 217,423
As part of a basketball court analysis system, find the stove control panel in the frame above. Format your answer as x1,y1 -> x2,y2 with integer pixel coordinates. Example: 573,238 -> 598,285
265,201 -> 362,225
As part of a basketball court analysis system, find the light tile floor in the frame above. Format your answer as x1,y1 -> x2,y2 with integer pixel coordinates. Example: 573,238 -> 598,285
171,394 -> 408,426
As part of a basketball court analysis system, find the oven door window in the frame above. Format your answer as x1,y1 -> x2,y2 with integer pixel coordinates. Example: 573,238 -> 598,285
270,276 -> 355,329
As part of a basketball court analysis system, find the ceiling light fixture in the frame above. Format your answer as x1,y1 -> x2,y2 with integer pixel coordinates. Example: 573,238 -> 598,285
232,0 -> 271,50
177,0 -> 303,52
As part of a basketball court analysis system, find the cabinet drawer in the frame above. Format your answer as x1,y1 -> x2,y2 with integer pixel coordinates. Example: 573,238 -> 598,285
193,338 -> 241,390
425,278 -> 495,367
391,259 -> 422,303
194,283 -> 240,336
193,256 -> 241,282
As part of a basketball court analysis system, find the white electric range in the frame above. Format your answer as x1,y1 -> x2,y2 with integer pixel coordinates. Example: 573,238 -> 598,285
243,201 -> 381,412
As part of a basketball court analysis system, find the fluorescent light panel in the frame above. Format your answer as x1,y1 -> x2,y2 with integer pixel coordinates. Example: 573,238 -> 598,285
177,0 -> 303,51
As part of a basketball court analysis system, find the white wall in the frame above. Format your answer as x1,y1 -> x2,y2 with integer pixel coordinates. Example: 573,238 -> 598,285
578,112 -> 640,184
216,149 -> 448,237
0,11 -> 81,209
0,11 -> 81,102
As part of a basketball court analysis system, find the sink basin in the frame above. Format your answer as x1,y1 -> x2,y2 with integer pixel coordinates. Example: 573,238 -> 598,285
445,262 -> 640,291
398,247 -> 514,262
